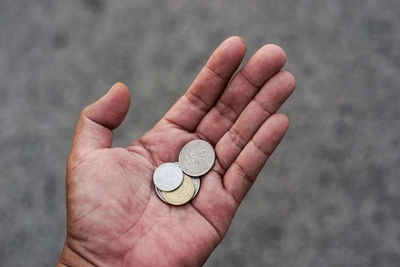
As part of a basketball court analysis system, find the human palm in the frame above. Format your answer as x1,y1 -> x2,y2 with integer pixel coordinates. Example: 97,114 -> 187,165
58,37 -> 295,267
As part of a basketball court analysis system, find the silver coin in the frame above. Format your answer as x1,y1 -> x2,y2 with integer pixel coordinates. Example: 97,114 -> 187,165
179,140 -> 215,177
153,162 -> 183,191
191,177 -> 200,200
155,184 -> 168,203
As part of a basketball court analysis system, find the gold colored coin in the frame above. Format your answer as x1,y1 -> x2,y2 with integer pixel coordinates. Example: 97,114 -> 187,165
161,174 -> 195,206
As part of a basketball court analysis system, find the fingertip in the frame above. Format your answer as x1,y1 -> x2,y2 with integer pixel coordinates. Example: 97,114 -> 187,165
229,35 -> 246,44
217,36 -> 247,60
274,113 -> 290,132
278,112 -> 289,125
279,70 -> 296,92
240,43 -> 287,88
109,81 -> 130,100
106,81 -> 131,110
265,44 -> 287,66
258,113 -> 290,138
257,44 -> 287,69
110,81 -> 128,91
226,36 -> 247,55
206,36 -> 247,79
251,113 -> 290,154
82,82 -> 131,130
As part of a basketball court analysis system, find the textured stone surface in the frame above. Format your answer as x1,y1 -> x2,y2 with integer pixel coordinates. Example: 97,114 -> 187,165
1,0 -> 399,266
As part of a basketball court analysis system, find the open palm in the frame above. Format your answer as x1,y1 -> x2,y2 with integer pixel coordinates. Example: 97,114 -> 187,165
58,37 -> 295,267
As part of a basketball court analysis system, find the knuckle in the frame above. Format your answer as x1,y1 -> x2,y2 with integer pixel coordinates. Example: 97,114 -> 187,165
228,127 -> 247,149
185,91 -> 209,112
215,101 -> 237,123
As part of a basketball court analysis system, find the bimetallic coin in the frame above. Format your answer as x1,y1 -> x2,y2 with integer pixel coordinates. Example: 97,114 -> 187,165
191,177 -> 200,200
155,184 -> 168,203
179,140 -> 215,177
153,163 -> 183,191
162,174 -> 195,206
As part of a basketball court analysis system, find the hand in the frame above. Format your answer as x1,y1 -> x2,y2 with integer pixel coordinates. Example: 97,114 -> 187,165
57,37 -> 295,267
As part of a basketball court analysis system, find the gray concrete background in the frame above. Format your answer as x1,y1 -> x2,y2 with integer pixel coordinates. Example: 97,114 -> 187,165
1,0 -> 399,266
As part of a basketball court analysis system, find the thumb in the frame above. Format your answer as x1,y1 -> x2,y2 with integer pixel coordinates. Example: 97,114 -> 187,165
70,82 -> 131,157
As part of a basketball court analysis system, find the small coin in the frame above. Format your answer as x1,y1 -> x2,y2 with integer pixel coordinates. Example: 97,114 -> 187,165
191,177 -> 200,200
153,163 -> 183,191
161,174 -> 195,206
179,140 -> 215,177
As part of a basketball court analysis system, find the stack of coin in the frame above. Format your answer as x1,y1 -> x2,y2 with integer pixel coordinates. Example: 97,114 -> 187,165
153,140 -> 215,205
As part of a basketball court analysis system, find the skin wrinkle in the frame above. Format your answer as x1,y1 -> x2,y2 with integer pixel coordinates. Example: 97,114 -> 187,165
215,100 -> 239,124
120,212 -> 161,265
81,114 -> 114,137
251,138 -> 273,159
134,139 -> 158,169
104,167 -> 152,255
82,106 -> 119,131
228,126 -> 248,151
252,70 -> 296,112
184,90 -> 210,113
68,201 -> 103,226
233,161 -> 257,184
252,97 -> 274,117
212,152 -> 231,176
162,116 -> 216,147
75,116 -> 113,144
162,114 -> 196,134
237,69 -> 261,90
190,203 -> 222,243
193,130 -> 214,146
124,145 -> 157,172
204,63 -> 230,81
64,240 -> 98,267
224,184 -> 241,208
123,211 -> 206,266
